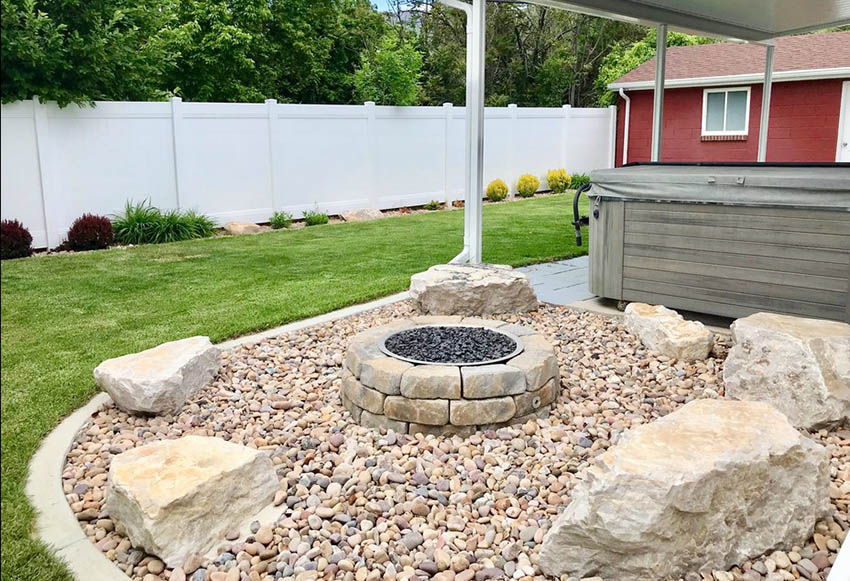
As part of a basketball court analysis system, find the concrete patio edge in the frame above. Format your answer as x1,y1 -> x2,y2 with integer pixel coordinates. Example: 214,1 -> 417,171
25,391 -> 132,581
25,291 -> 410,581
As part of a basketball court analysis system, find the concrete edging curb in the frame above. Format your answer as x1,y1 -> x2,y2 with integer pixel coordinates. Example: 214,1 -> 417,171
25,291 -> 410,581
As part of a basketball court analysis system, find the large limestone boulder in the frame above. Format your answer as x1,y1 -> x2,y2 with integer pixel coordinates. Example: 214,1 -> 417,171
624,302 -> 714,360
410,264 -> 537,316
724,312 -> 850,429
341,208 -> 383,222
223,221 -> 269,235
538,399 -> 830,580
94,336 -> 220,415
106,436 -> 279,568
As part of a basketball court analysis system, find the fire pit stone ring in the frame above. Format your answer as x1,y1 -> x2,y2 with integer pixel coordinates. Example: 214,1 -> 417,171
341,316 -> 560,435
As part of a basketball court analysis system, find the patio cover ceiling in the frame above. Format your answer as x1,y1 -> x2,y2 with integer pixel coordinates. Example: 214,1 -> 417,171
526,0 -> 850,41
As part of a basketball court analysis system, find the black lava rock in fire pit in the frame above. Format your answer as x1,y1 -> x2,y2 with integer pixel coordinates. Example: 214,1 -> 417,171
382,325 -> 519,364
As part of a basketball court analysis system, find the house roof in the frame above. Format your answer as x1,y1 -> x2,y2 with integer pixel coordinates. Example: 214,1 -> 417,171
608,31 -> 850,90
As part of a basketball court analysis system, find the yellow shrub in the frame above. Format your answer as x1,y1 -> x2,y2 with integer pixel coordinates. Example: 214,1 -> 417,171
516,174 -> 540,198
486,179 -> 509,201
546,168 -> 571,194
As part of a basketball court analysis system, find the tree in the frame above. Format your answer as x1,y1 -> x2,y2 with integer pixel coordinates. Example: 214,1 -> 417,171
417,2 -> 643,107
164,0 -> 272,102
1,0 -> 179,105
353,33 -> 422,105
1,0 -> 387,105
264,0 -> 387,104
594,27 -> 713,105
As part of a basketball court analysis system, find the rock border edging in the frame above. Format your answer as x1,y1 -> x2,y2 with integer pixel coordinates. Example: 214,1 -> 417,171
25,291 -> 409,581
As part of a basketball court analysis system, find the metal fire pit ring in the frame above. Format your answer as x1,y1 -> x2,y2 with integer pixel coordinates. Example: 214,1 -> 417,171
378,324 -> 524,367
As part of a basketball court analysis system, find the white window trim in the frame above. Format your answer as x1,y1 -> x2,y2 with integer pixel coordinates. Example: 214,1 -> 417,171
701,86 -> 751,136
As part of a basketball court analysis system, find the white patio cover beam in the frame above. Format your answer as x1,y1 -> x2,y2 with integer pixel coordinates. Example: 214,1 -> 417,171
650,24 -> 667,162
757,43 -> 774,162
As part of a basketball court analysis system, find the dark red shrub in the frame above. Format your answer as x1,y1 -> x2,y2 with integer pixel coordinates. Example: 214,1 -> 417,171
1,219 -> 33,259
66,214 -> 114,251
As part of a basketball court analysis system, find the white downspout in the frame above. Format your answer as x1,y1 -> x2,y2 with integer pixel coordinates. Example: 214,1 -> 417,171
650,24 -> 667,162
619,88 -> 630,165
438,0 -> 473,265
757,43 -> 774,162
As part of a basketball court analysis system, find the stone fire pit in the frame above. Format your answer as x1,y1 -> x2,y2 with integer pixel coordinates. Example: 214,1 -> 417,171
342,316 -> 559,435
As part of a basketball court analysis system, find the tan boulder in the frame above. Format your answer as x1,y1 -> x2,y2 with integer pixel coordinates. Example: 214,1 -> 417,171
409,264 -> 538,316
624,302 -> 714,360
538,399 -> 830,580
106,436 -> 279,568
724,312 -> 850,429
94,336 -> 220,414
222,221 -> 268,235
341,208 -> 383,222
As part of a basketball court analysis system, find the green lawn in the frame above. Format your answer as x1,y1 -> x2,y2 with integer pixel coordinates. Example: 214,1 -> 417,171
1,194 -> 588,580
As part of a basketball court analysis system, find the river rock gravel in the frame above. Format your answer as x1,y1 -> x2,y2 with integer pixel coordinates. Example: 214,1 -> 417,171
63,301 -> 849,581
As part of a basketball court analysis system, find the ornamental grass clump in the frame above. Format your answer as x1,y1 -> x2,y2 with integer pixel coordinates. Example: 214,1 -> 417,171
112,200 -> 216,245
546,169 -> 571,194
486,179 -> 509,202
66,214 -> 114,251
516,174 -> 540,198
303,210 -> 329,226
0,219 -> 33,259
571,173 -> 590,189
269,211 -> 293,229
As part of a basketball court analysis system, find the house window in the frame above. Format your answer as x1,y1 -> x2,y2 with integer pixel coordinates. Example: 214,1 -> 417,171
702,87 -> 750,137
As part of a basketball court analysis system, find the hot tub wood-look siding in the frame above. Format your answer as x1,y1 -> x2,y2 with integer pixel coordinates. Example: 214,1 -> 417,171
588,164 -> 850,323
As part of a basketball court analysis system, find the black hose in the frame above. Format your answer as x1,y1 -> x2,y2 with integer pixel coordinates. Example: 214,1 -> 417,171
572,182 -> 592,247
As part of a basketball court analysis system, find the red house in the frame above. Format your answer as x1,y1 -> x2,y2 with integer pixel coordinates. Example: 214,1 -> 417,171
609,31 -> 850,165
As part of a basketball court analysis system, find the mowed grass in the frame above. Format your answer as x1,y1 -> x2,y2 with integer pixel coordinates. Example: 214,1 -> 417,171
1,194 -> 588,580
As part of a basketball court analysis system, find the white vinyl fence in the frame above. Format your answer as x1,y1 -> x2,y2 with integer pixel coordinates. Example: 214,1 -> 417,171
1,98 -> 616,248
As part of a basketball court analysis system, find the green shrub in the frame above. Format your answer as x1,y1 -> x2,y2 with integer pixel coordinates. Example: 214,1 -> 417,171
546,169 -> 571,194
571,173 -> 590,189
1,219 -> 33,259
423,200 -> 442,211
270,211 -> 293,229
112,200 -> 216,245
516,174 -> 540,198
303,210 -> 329,226
486,179 -> 509,202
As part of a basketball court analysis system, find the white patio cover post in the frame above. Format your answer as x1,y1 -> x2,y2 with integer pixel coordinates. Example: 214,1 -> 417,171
650,24 -> 667,162
757,43 -> 774,162
440,0 -> 484,265
466,0 -> 486,264
438,0 -> 474,265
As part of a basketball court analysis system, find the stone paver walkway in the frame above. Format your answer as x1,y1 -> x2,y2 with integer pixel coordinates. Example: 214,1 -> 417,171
519,256 -> 591,306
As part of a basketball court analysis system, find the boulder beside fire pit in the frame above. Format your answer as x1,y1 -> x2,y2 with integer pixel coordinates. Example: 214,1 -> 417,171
342,317 -> 559,434
409,264 -> 538,316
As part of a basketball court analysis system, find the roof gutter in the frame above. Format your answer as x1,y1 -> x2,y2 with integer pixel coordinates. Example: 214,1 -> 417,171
608,66 -> 850,91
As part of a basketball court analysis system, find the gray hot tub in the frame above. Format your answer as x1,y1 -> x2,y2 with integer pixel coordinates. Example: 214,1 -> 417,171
587,163 -> 850,322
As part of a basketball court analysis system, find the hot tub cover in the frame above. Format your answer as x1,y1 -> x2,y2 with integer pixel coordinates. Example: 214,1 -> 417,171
589,164 -> 850,211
